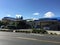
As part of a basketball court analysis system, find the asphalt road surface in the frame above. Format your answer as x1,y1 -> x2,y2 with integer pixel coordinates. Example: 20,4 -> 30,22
0,32 -> 60,45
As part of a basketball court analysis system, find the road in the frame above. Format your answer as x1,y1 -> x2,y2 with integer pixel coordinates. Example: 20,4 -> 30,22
0,32 -> 60,45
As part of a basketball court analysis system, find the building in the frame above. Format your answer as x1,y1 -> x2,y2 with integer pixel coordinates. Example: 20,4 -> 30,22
37,18 -> 60,31
2,17 -> 32,29
1,17 -> 60,31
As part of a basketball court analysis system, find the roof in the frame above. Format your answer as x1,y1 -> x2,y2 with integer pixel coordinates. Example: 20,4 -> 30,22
39,18 -> 60,22
2,17 -> 23,21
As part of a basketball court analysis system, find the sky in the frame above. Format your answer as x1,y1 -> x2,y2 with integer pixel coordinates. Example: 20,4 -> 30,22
0,0 -> 60,19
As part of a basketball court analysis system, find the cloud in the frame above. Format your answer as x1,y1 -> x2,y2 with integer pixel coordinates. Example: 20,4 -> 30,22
7,14 -> 11,17
31,17 -> 38,20
33,12 -> 39,16
32,18 -> 37,20
16,14 -> 22,18
44,12 -> 55,18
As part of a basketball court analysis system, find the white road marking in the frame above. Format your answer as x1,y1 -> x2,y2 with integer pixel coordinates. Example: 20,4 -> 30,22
17,37 -> 37,40
30,33 -> 44,36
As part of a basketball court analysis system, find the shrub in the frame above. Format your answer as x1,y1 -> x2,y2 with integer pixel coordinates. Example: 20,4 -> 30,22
15,30 -> 31,33
54,33 -> 57,35
32,29 -> 48,34
50,33 -> 54,35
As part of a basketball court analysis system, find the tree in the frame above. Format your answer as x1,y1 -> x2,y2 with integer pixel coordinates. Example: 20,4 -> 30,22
15,21 -> 31,29
0,21 -> 3,26
20,16 -> 23,20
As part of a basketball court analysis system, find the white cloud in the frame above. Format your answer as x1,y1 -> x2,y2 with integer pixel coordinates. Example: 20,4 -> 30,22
31,17 -> 38,20
7,14 -> 11,17
33,12 -> 39,16
16,14 -> 22,18
44,12 -> 55,18
32,18 -> 37,20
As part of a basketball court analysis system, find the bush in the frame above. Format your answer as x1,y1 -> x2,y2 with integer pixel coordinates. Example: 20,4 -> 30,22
32,29 -> 48,34
50,33 -> 54,35
15,30 -> 31,33
54,33 -> 57,35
